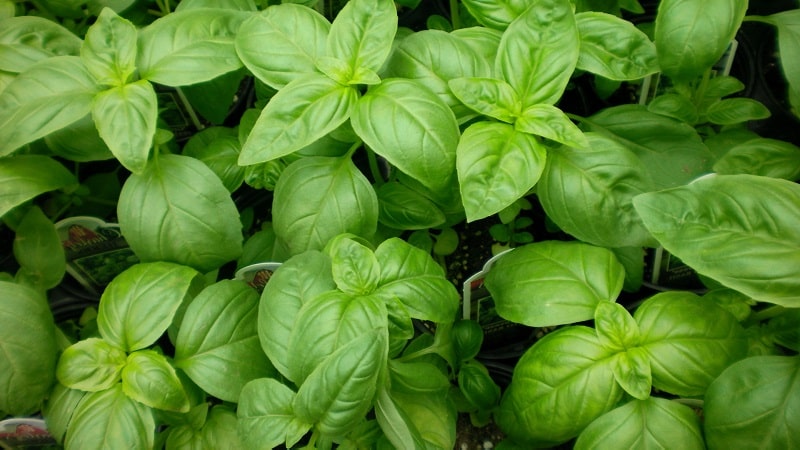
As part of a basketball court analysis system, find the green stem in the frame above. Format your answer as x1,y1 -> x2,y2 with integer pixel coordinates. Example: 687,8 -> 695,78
743,15 -> 775,26
449,0 -> 461,30
396,346 -> 438,363
673,398 -> 704,409
365,147 -> 386,187
747,305 -> 787,325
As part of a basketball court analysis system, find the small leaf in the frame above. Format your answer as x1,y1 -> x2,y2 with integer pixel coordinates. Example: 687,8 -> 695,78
182,126 -> 245,192
0,155 -> 76,218
611,349 -> 651,400
460,0 -> 529,30
594,301 -> 640,351
447,77 -> 520,123
122,350 -> 189,412
705,97 -> 772,125
81,8 -> 138,86
56,338 -> 126,392
238,378 -> 311,450
575,12 -> 659,81
647,93 -> 699,124
13,206 -> 65,289
326,0 -> 397,75
326,235 -> 380,296
515,103 -> 588,148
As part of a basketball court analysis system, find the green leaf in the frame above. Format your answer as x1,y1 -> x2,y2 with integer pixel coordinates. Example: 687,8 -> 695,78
56,338 -> 126,392
458,361 -> 501,410
202,405 -> 245,449
705,97 -> 772,125
92,80 -> 158,174
182,126 -> 245,192
122,350 -> 189,412
633,174 -> 800,306
175,279 -> 276,403
610,348 -> 651,400
647,93 -> 699,124
373,237 -> 460,323
460,0 -> 529,30
42,383 -> 87,444
705,355 -> 800,449
515,104 -> 588,149
654,0 -> 746,83
97,262 -> 199,352
327,0 -> 395,76
326,235 -> 380,296
574,398 -> 705,450
763,10 -> 800,118
235,4 -> 329,90
496,326 -> 622,447
0,155 -> 76,218
634,291 -> 748,396
272,156 -> 378,256
352,78 -> 459,193
0,281 -> 57,415
238,378 -> 311,450
0,55 -> 99,156
594,301 -> 639,352
0,16 -> 82,73
65,384 -> 155,450
81,8 -> 137,86
447,77 -> 520,123
239,74 -> 358,165
13,205 -> 65,289
117,154 -> 243,272
713,137 -> 800,181
575,12 -> 659,81
388,360 -> 451,395
390,388 -> 456,449
457,121 -> 546,222
138,8 -> 248,86
376,182 -> 446,230
374,384 -> 428,450
45,113 -> 114,162
496,0 -> 579,107
484,241 -> 625,327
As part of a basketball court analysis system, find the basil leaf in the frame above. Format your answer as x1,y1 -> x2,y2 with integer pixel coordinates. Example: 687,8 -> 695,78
92,80 -> 158,174
633,174 -> 800,306
0,16 -> 82,73
538,132 -> 657,248
122,350 -> 189,412
457,121 -> 546,221
373,237 -> 460,323
713,137 -> 800,181
352,78 -> 459,193
175,0 -> 257,11
202,405 -> 245,449
0,155 -> 76,218
705,355 -> 800,449
611,348 -> 651,400
575,12 -> 659,81
0,55 -> 99,156
485,241 -> 625,327
97,262 -> 199,352
374,384 -> 428,450
705,97 -> 772,125
574,398 -> 705,450
647,93 -> 699,124
447,77 -> 520,123
326,235 -> 380,296
496,0 -> 579,107
13,206 -> 65,289
65,384 -> 155,450
182,126 -> 245,192
460,0 -> 529,30
634,291 -> 748,396
118,154 -> 243,272
496,326 -> 622,447
42,383 -> 86,444
515,104 -> 588,149
0,281 -> 57,415
763,10 -> 800,118
44,113 -> 114,163
175,280 -> 276,403
326,0 -> 396,77
138,8 -> 247,86
239,74 -> 358,165
376,182 -> 446,230
654,0 -> 746,83
81,8 -> 137,86
390,389 -> 456,449
272,156 -> 378,256
235,4 -> 329,89
388,360 -> 451,395
56,338 -> 126,392
238,378 -> 311,449
594,301 -> 639,352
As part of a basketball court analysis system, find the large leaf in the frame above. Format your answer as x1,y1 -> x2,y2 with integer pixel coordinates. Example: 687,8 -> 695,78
0,16 -> 82,73
238,378 -> 311,450
117,154 -> 243,272
0,55 -> 99,155
484,241 -> 625,327
633,174 -> 800,306
81,8 -> 138,86
272,156 -> 378,256
175,279 -> 276,403
122,350 -> 189,412
704,355 -> 800,450
326,0 -> 396,77
575,12 -> 659,81
235,4 -> 329,89
13,205 -> 65,289
0,155 -> 76,218
97,262 -> 199,352
0,281 -> 57,415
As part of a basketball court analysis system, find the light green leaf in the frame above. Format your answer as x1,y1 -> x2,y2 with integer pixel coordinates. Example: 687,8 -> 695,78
326,235 -> 380,296
594,301 -> 639,352
122,350 -> 189,412
705,97 -> 772,125
56,338 -> 126,392
633,174 -> 800,306
375,384 -> 428,450
42,383 -> 87,444
13,206 -> 65,289
118,154 -> 244,272
713,137 -> 800,180
182,127 -> 245,192
611,348 -> 651,400
575,12 -> 659,81
484,241 -> 625,327
97,262 -> 199,352
0,16 -> 82,73
327,0 -> 397,76
458,121 -> 546,221
239,74 -> 358,165
447,77 -> 520,123
92,80 -> 158,174
81,8 -> 137,86
0,55 -> 99,156
391,388 -> 456,449
45,113 -> 114,162
515,103 -> 588,148
235,4 -> 329,89
0,155 -> 76,218
238,378 -> 311,450
202,405 -> 245,450
460,0 -> 529,30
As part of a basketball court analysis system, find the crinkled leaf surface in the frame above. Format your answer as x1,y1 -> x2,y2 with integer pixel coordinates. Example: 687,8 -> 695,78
575,12 -> 659,81
713,137 -> 800,181
81,8 -> 138,86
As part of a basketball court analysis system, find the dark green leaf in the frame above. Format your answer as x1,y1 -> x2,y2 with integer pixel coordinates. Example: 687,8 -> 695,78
13,206 -> 65,289
458,361 -> 501,410
56,337 -> 126,392
122,350 -> 189,412
182,126 -> 245,192
705,98 -> 771,125
376,182 -> 446,230
764,10 -> 800,118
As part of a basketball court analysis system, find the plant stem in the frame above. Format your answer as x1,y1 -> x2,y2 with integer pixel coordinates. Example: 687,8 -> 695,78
449,0 -> 461,29
365,147 -> 386,186
746,304 -> 787,326
673,398 -> 704,409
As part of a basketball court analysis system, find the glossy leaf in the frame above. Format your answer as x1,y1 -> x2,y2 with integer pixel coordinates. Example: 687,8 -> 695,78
238,378 -> 310,450
496,0 -> 579,107
460,0 -> 529,30
92,80 -> 158,174
388,360 -> 451,395
763,10 -> 800,117
575,398 -> 705,450
713,137 -> 800,180
705,355 -> 800,450
0,56 -> 99,156
352,78 -> 459,193
390,388 -> 456,449
13,206 -> 65,289
0,155 -> 75,218
515,104 -> 588,149
611,348 -> 651,400
448,77 -> 520,123
0,16 -> 82,73
647,93 -> 699,124
458,361 -> 501,410
56,338 -> 126,392
633,174 -> 800,306
0,281 -> 57,415
97,262 -> 199,352
122,350 -> 189,412
594,301 -> 639,352
376,182 -> 446,230
375,384 -> 428,450
327,0 -> 396,76
457,121 -> 546,221
138,8 -> 248,86
117,154 -> 243,272
182,127 -> 245,192
575,12 -> 659,81
81,8 -> 137,86
235,4 -> 329,89
42,383 -> 86,444
239,74 -> 358,165
484,241 -> 625,327
705,97 -> 771,125
175,280 -> 276,403
326,235 -> 380,296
